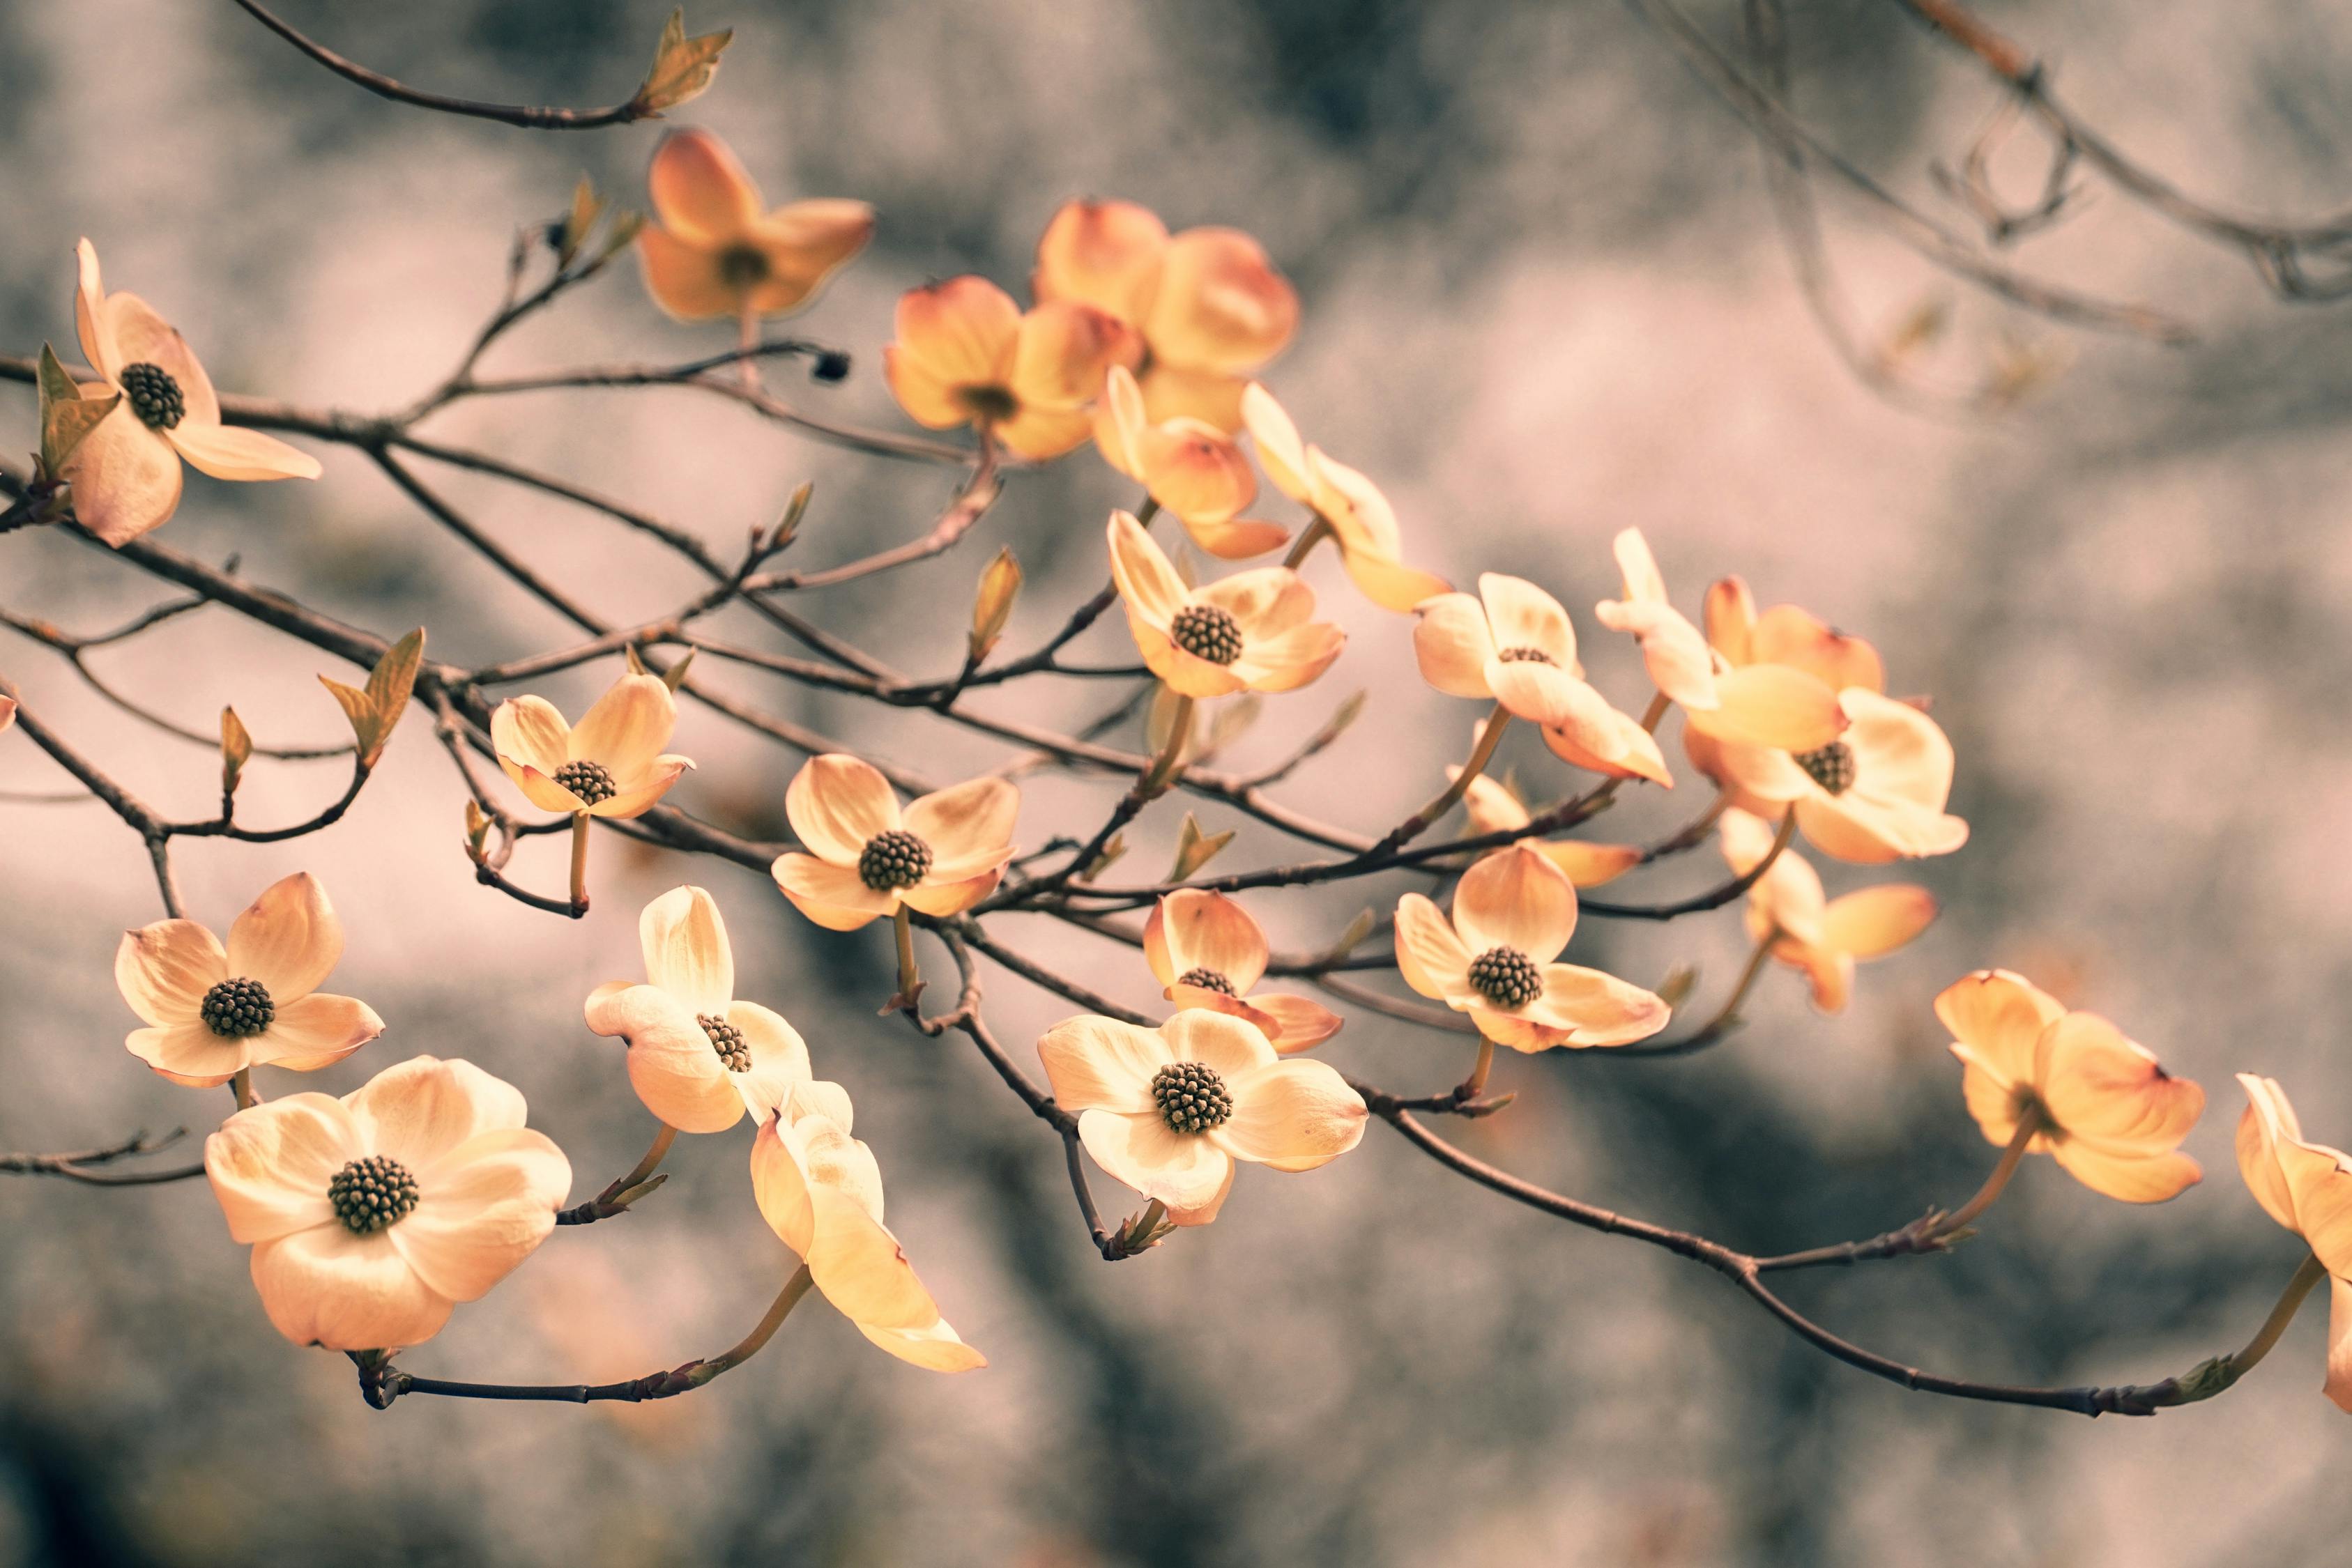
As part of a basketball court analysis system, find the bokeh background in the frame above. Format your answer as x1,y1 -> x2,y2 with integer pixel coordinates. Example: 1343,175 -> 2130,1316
4,1 -> 2351,1563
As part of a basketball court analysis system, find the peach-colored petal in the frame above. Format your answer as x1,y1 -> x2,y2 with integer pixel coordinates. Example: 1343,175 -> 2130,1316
1452,845 -> 1578,964
2328,1277 -> 2352,1413
1134,616 -> 1248,699
1819,885 -> 1937,959
63,402 -> 183,546
1180,513 -> 1290,561
1189,567 -> 1313,640
1230,621 -> 1345,693
1394,893 -> 1474,1004
2236,1074 -> 2305,1233
250,1226 -> 451,1351
570,673 -> 677,778
1785,944 -> 1856,1013
1487,657 -> 1605,730
1010,300 -> 1140,410
1840,686 -> 1959,813
743,199 -> 875,316
224,871 -> 342,1001
102,292 -> 220,428
2037,1014 -> 2202,1151
1147,890 -> 1269,994
646,128 -> 761,245
1214,1059 -> 1366,1171
1598,598 -> 1717,711
588,982 -> 741,1133
1477,574 -> 1578,669
1704,577 -> 1758,661
1145,227 -> 1298,375
1538,840 -> 1645,889
1163,1007 -> 1281,1084
2047,1140 -> 2201,1204
726,1003 -> 811,1123
1240,382 -> 1313,502
1098,362 -> 1153,479
1107,509 -> 1186,629
638,885 -> 733,1017
1413,592 -> 1500,697
344,1056 -> 526,1176
1953,1045 -> 2035,1146
1342,548 -> 1452,615
785,754 -> 902,864
1542,706 -> 1673,787
1140,418 -> 1255,521
115,918 -> 227,1027
1308,452 -> 1405,558
1751,604 -> 1885,693
167,422 -> 320,482
130,1022 -> 248,1087
255,992 -> 384,1073
1797,792 -> 1969,866
1934,969 -> 2063,1089
1688,664 -> 1846,751
1037,1015 -> 1164,1115
992,402 -> 1097,461
389,1127 -> 570,1301
1246,991 -> 1345,1052
893,276 -> 1021,387
75,239 -> 120,378
751,1117 -> 819,1256
772,853 -> 899,932
491,695 -> 571,785
858,1316 -> 987,1373
1136,361 -> 1249,431
592,755 -> 692,820
883,344 -> 971,429
1458,771 -> 1534,836
1033,198 -> 1169,325
204,1093 -> 357,1243
1520,963 -> 1673,1049
898,866 -> 1004,918
1078,1107 -> 1235,1217
636,224 -> 737,321
904,777 -> 1019,875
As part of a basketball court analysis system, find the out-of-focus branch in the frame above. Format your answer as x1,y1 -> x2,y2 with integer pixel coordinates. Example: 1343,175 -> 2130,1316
0,1128 -> 204,1186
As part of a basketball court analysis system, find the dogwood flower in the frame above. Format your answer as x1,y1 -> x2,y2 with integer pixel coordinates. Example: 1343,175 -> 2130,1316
64,239 -> 321,546
1033,199 -> 1297,432
585,886 -> 812,1132
490,671 -> 694,819
1107,510 -> 1343,698
751,1079 -> 984,1371
1684,575 -> 1881,804
1241,385 -> 1449,611
1396,845 -> 1671,1051
1038,1009 -> 1365,1227
772,755 -> 1016,930
1144,891 -> 1343,1052
1099,365 -> 1286,559
1412,574 -> 1668,785
1936,969 -> 2203,1201
1707,688 -> 1967,863
2236,1075 -> 2352,1411
1594,528 -> 1720,712
636,128 -> 874,322
1453,767 -> 1642,887
115,872 -> 382,1088
204,1055 -> 571,1351
884,277 -> 1138,461
1719,807 -> 1935,1012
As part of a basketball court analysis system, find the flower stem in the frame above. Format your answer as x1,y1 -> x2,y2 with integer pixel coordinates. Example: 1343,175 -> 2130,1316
1368,703 -> 1511,857
1281,515 -> 1335,569
229,1068 -> 256,1112
556,1119 -> 678,1224
1460,1036 -> 1496,1098
1934,1102 -> 2046,1238
1637,691 -> 1672,733
1708,925 -> 1780,1028
692,1263 -> 818,1383
1138,692 -> 1196,798
1133,494 -> 1160,528
567,810 -> 592,912
736,305 -> 760,392
892,904 -> 922,1008
2227,1252 -> 2330,1381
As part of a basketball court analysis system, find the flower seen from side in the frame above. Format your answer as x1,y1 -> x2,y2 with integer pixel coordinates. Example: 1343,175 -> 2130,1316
1143,890 -> 1343,1052
636,128 -> 874,322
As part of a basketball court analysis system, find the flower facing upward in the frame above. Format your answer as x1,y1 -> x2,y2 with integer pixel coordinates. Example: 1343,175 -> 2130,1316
1099,365 -> 1287,560
772,755 -> 1017,930
1033,199 -> 1298,433
1453,768 -> 1642,888
1412,574 -> 1669,785
204,1055 -> 572,1351
1396,845 -> 1671,1052
1718,808 -> 1935,1013
490,671 -> 694,820
1936,969 -> 2203,1202
751,1079 -> 984,1371
635,128 -> 875,322
1107,510 -> 1343,698
585,886 -> 813,1133
64,239 -> 321,546
1707,686 -> 1967,863
1143,891 -> 1343,1053
884,277 -> 1138,461
2235,1075 -> 2352,1411
1038,1009 -> 1366,1227
1242,385 -> 1451,612
115,872 -> 383,1088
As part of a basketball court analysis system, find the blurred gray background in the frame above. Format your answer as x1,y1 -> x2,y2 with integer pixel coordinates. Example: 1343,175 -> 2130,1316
3,1 -> 2350,1564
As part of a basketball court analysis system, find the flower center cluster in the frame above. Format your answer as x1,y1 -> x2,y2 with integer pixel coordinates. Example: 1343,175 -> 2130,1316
327,1154 -> 420,1234
1170,604 -> 1244,666
716,244 -> 771,289
200,977 -> 275,1038
1175,966 -> 1236,996
1794,740 -> 1856,795
1496,645 -> 1555,665
119,362 -> 186,430
953,384 -> 1021,423
858,828 -> 933,891
699,1013 -> 752,1073
1467,946 -> 1543,1008
553,759 -> 618,806
1151,1060 -> 1233,1134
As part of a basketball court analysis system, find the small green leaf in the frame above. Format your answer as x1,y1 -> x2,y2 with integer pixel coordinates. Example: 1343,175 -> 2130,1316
1076,834 -> 1127,883
631,8 -> 733,116
1166,813 -> 1235,882
319,628 -> 424,769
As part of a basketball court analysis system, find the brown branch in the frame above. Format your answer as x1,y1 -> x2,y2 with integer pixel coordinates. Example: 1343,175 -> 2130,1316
0,1128 -> 204,1186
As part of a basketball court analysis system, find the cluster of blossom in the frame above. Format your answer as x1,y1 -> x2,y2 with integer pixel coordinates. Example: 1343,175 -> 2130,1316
14,116 -> 2349,1416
